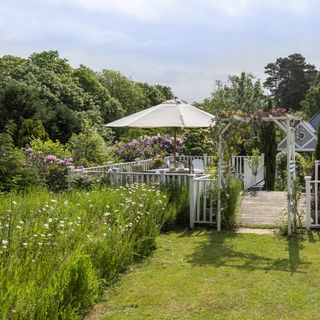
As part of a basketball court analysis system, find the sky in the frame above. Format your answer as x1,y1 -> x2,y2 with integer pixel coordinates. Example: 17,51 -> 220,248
0,0 -> 319,103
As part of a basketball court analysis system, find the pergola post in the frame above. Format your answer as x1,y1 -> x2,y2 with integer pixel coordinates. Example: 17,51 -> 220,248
286,117 -> 292,236
217,122 -> 231,232
217,133 -> 223,232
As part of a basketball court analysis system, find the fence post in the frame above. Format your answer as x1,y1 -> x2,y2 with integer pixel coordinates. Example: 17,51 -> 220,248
204,154 -> 208,168
67,166 -> 74,180
159,169 -> 166,185
305,176 -> 311,230
112,168 -> 120,186
189,174 -> 196,228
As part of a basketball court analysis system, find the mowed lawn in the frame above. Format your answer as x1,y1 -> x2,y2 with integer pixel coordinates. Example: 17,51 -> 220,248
87,230 -> 320,320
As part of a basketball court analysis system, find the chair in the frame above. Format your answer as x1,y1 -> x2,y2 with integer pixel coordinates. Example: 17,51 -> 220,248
192,159 -> 205,174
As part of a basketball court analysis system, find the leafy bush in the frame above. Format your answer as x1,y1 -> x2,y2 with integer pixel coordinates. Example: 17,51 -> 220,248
276,151 -> 305,190
0,185 -> 172,319
181,128 -> 212,155
24,148 -> 73,192
68,125 -> 116,167
0,128 -> 25,192
116,134 -> 182,162
68,175 -> 100,191
29,138 -> 71,159
161,183 -> 190,229
221,178 -> 243,229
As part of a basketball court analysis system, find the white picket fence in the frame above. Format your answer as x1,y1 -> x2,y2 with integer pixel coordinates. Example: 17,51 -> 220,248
232,155 -> 247,179
177,154 -> 215,167
69,153 -> 264,230
68,154 -> 215,178
305,176 -> 320,229
69,157 -> 169,177
109,169 -> 191,187
189,174 -> 217,228
232,155 -> 265,189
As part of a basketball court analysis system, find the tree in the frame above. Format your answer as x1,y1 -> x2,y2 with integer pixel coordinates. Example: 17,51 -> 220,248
315,125 -> 320,160
40,104 -> 81,144
99,70 -> 148,115
264,53 -> 317,110
181,129 -> 212,155
198,72 -> 266,113
68,120 -> 115,166
73,65 -> 124,123
0,124 -> 24,191
260,123 -> 277,190
154,85 -> 174,101
0,50 -> 175,145
137,82 -> 166,107
0,80 -> 43,134
18,119 -> 48,147
301,73 -> 320,118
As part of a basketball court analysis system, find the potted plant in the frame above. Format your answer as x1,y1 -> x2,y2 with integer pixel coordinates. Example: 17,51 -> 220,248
248,148 -> 261,195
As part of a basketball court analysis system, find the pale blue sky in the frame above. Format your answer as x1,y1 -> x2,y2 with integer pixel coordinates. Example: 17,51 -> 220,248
0,0 -> 319,102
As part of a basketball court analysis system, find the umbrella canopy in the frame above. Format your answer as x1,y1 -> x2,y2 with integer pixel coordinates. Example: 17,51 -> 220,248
106,98 -> 215,128
106,98 -> 215,164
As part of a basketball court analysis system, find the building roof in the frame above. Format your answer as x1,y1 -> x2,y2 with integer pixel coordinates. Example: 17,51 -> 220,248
278,120 -> 317,152
309,112 -> 320,130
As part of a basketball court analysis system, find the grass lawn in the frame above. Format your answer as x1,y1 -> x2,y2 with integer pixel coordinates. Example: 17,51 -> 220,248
86,229 -> 320,320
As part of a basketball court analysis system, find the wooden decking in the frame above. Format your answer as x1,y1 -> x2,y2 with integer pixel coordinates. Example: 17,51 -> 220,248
239,191 -> 287,226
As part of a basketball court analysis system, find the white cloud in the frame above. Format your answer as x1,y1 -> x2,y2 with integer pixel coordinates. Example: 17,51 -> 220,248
47,0 -> 178,21
45,0 -> 318,21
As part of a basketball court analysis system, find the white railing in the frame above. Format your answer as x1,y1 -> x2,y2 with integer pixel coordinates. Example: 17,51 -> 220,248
177,154 -> 215,167
305,176 -> 320,229
109,170 -> 191,187
232,155 -> 247,179
189,174 -> 217,228
69,157 -> 170,177
68,154 -> 215,178
232,155 -> 265,189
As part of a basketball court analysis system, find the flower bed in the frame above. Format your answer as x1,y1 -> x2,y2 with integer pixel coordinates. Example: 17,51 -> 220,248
0,186 -> 172,319
116,134 -> 182,162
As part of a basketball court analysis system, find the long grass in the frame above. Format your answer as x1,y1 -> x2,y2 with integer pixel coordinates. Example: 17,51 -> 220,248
0,185 -> 172,319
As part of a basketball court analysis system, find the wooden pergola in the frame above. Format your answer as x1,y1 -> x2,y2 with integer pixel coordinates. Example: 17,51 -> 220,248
216,114 -> 302,235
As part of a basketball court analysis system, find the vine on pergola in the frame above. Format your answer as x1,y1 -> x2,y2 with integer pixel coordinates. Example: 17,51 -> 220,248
209,108 -> 301,235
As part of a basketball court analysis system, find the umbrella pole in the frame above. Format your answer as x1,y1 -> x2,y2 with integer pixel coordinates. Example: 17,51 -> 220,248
173,127 -> 177,165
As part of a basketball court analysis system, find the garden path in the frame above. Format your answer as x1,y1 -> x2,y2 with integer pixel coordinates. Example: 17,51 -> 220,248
239,191 -> 305,227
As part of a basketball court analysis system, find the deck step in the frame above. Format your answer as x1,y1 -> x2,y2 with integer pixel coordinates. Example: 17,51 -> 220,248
239,191 -> 288,226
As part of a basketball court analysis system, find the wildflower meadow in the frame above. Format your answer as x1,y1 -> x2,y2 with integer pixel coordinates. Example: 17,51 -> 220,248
0,185 -> 173,319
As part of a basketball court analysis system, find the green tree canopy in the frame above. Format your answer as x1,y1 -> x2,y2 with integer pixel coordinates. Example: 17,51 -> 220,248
301,73 -> 320,118
0,80 -> 43,136
99,70 -> 148,115
0,50 -> 174,145
198,72 -> 266,113
264,53 -> 317,110
18,119 -> 48,147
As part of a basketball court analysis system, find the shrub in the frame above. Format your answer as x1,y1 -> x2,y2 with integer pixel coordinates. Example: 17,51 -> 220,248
181,128 -> 212,155
116,134 -> 182,162
221,177 -> 243,229
68,122 -> 116,166
24,148 -> 73,192
0,128 -> 25,192
161,183 -> 190,229
18,119 -> 48,147
0,185 -> 172,319
276,151 -> 305,190
29,138 -> 71,159
260,123 -> 277,190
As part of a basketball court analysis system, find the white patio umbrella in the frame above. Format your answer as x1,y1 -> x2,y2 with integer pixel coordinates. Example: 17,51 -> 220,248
106,98 -> 215,162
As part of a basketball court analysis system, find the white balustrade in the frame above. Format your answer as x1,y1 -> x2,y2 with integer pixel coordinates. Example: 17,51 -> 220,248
189,174 -> 217,229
